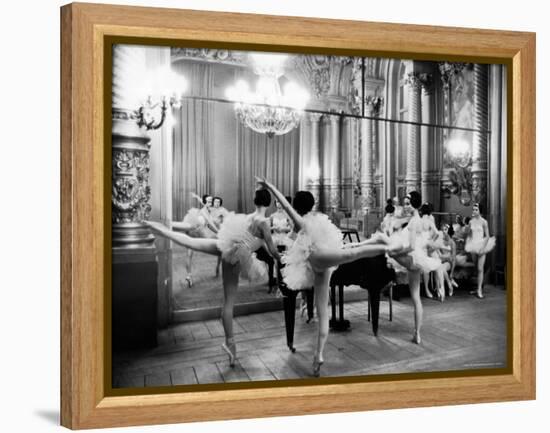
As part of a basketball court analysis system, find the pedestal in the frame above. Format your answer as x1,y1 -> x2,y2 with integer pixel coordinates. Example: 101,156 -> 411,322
112,247 -> 158,350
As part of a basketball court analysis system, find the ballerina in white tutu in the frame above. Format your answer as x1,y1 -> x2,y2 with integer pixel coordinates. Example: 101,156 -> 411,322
387,191 -> 443,344
256,177 -> 401,377
145,189 -> 281,367
464,202 -> 496,299
172,193 -> 219,287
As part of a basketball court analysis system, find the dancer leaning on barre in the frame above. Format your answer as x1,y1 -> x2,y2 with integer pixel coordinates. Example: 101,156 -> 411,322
145,189 -> 281,367
256,177 -> 403,377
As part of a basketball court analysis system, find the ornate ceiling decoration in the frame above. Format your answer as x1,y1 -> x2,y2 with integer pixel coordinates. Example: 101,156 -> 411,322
170,48 -> 248,66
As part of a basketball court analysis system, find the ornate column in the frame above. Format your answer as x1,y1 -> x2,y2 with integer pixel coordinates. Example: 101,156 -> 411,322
373,98 -> 384,212
404,73 -> 422,194
471,64 -> 489,210
112,45 -> 158,350
112,45 -> 155,249
328,114 -> 341,210
340,116 -> 355,211
360,100 -> 376,211
419,73 -> 439,208
320,114 -> 338,212
306,113 -> 323,211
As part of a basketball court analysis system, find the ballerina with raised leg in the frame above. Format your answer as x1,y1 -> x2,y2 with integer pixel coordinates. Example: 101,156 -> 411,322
256,177 -> 402,377
145,188 -> 281,367
386,192 -> 444,344
172,193 -> 219,287
464,203 -> 496,299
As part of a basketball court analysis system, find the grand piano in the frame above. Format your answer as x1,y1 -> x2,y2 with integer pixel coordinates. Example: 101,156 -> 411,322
278,252 -> 396,351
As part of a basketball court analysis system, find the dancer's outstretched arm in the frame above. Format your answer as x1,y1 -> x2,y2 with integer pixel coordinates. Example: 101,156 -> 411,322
191,192 -> 203,206
256,176 -> 305,231
259,221 -> 281,261
172,221 -> 194,231
144,221 -> 221,256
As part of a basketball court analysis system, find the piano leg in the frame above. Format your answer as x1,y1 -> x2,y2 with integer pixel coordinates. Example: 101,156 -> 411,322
306,290 -> 314,323
282,292 -> 297,352
368,287 -> 381,336
329,284 -> 350,331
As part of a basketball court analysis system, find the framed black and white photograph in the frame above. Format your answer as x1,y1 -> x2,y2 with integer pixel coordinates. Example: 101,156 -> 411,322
60,3 -> 535,429
111,44 -> 509,388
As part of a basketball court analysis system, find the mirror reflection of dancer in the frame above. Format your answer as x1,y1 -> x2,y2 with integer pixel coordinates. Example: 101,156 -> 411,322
256,177 -> 401,377
464,203 -> 496,299
211,196 -> 229,277
387,191 -> 443,344
145,189 -> 281,367
172,193 -> 218,287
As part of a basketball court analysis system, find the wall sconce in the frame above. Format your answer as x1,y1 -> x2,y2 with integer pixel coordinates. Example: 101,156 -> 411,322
136,67 -> 187,130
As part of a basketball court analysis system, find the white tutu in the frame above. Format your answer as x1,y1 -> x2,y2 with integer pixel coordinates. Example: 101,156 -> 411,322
281,213 -> 343,290
390,228 -> 442,273
465,236 -> 496,255
217,212 -> 267,281
182,208 -> 207,238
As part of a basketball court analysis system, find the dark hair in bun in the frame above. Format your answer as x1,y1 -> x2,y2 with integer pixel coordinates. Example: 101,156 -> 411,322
254,189 -> 271,207
408,191 -> 422,209
420,203 -> 431,216
292,191 -> 315,216
385,203 -> 395,214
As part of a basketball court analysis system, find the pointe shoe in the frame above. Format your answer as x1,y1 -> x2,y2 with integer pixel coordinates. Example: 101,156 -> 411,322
412,331 -> 422,345
222,341 -> 237,367
451,279 -> 459,288
425,290 -> 433,299
438,289 -> 445,303
312,356 -> 324,377
185,275 -> 193,288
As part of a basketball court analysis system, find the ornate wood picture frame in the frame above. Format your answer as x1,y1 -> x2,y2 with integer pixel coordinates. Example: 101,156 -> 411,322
60,2 -> 535,429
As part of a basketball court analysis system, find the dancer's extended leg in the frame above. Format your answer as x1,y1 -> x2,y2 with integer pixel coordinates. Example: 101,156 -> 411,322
145,221 -> 220,255
309,243 -> 390,270
221,259 -> 240,366
409,270 -> 423,343
312,270 -> 331,376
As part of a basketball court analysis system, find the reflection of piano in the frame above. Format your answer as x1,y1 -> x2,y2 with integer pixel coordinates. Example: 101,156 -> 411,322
329,255 -> 395,336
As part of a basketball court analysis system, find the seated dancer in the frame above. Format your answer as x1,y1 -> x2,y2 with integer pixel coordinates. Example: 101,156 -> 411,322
464,203 -> 496,299
172,193 -> 218,287
256,177 -> 401,377
145,189 -> 281,367
419,203 -> 444,300
436,223 -> 459,296
211,196 -> 229,277
386,191 -> 443,344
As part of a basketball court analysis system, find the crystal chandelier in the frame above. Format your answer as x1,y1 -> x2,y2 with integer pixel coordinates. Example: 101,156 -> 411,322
226,53 -> 309,138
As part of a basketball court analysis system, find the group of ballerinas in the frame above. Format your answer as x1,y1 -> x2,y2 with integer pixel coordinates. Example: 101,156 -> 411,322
146,179 -> 401,377
383,195 -> 496,304
145,180 -> 495,377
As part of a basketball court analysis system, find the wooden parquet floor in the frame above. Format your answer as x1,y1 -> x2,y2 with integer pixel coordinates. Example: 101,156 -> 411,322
113,286 -> 507,388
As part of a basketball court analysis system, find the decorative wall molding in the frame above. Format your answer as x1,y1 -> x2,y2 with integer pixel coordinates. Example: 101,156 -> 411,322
171,47 -> 248,66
